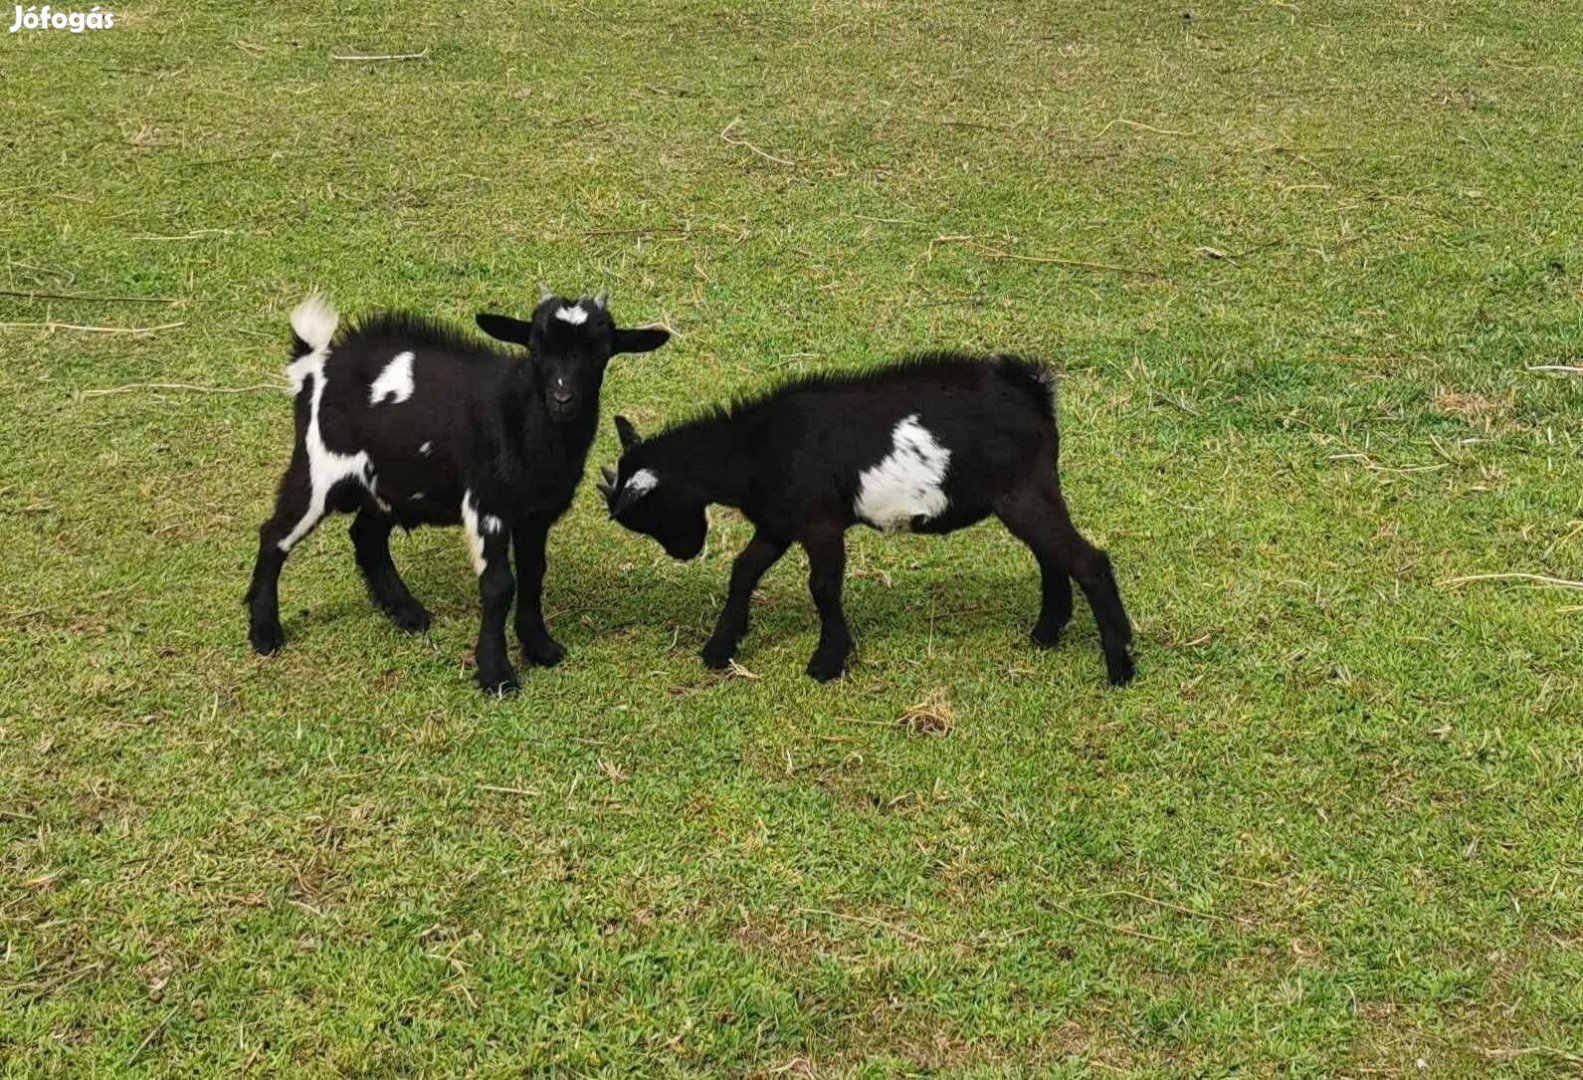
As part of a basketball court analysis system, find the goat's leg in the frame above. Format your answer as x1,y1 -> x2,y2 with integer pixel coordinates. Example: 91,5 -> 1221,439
801,525 -> 853,682
701,530 -> 790,669
246,453 -> 317,654
1032,552 -> 1075,648
512,514 -> 563,667
472,527 -> 519,695
998,484 -> 1134,685
997,499 -> 1074,648
350,508 -> 431,634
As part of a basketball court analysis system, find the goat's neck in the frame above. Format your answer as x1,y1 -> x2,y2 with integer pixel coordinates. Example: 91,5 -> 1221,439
506,375 -> 596,462
651,416 -> 757,508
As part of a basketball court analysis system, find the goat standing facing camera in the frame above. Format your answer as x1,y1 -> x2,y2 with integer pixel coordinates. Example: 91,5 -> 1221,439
246,286 -> 670,694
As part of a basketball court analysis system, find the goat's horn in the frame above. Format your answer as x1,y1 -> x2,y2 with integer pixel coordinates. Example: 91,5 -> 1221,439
537,281 -> 554,303
601,466 -> 617,486
592,290 -> 609,310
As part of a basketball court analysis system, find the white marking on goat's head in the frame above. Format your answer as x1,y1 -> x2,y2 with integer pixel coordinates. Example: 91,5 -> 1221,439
554,304 -> 589,326
369,351 -> 416,406
626,469 -> 658,498
603,466 -> 658,519
418,441 -> 432,456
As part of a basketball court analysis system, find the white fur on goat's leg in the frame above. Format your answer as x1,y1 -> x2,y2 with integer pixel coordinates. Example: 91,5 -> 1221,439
461,490 -> 504,576
461,490 -> 487,575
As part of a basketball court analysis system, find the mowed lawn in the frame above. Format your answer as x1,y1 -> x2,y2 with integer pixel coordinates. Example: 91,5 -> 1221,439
3,1 -> 1582,1075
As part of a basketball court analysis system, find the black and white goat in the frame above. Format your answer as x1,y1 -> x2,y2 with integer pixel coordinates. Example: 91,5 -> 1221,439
246,286 -> 670,693
599,355 -> 1134,684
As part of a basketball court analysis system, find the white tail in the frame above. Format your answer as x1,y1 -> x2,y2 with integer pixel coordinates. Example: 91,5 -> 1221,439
290,292 -> 338,353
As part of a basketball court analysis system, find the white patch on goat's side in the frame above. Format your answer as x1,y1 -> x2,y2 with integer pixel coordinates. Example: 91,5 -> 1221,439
853,414 -> 951,533
418,441 -> 432,456
461,491 -> 488,576
278,343 -> 372,553
369,351 -> 415,405
625,468 -> 658,498
554,304 -> 588,326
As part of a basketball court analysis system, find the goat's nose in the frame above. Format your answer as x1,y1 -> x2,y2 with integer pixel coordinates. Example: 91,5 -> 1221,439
551,388 -> 575,405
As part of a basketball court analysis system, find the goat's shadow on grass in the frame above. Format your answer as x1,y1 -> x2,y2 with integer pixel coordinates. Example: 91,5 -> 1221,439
582,561 -> 1106,653
261,541 -> 1106,667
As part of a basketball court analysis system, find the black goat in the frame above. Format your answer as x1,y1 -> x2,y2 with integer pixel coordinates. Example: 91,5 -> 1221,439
246,286 -> 670,693
599,354 -> 1134,684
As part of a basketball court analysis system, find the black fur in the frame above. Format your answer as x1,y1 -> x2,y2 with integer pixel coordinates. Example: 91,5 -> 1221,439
601,354 -> 1133,685
246,291 -> 670,693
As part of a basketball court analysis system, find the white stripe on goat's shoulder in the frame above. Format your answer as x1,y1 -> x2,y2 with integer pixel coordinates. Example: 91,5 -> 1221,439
461,491 -> 488,576
853,414 -> 951,533
554,304 -> 588,326
369,351 -> 415,406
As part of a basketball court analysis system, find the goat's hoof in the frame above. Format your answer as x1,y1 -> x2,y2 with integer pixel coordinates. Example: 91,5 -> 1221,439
805,651 -> 849,683
387,601 -> 432,634
1106,652 -> 1136,687
477,667 -> 521,696
1030,623 -> 1065,649
249,621 -> 286,655
521,636 -> 565,668
699,643 -> 734,670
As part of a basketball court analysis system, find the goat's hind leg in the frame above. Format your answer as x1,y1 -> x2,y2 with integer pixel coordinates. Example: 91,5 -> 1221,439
246,453 -> 320,654
350,508 -> 432,634
1029,549 -> 1075,649
997,482 -> 1134,686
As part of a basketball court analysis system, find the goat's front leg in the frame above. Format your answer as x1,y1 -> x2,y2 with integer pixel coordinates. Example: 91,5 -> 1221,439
512,514 -> 564,667
801,525 -> 853,682
701,530 -> 790,670
472,526 -> 519,695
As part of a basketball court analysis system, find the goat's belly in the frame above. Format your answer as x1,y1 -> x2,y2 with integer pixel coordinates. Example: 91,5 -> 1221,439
910,504 -> 989,534
854,480 -> 950,533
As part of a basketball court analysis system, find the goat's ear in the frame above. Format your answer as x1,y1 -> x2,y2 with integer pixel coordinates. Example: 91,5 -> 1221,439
476,313 -> 534,347
615,415 -> 643,451
612,327 -> 671,355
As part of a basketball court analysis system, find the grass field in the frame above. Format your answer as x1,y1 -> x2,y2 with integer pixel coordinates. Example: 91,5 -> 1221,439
4,1 -> 1583,1075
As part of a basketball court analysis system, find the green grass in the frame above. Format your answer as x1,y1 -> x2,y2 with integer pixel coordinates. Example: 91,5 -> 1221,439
3,1 -> 1582,1075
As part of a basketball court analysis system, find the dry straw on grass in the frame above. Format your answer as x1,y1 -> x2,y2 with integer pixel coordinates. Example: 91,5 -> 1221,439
898,688 -> 955,737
